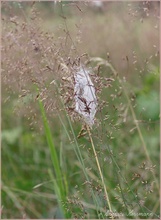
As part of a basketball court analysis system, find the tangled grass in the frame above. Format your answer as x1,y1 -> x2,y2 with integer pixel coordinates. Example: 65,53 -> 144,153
2,1 -> 159,219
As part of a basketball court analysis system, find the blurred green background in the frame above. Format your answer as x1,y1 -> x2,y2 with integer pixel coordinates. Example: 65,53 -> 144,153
1,1 -> 160,219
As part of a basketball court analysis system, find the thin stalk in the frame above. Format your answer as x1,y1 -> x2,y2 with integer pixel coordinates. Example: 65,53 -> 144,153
86,125 -> 113,216
50,79 -> 104,218
64,113 -> 104,219
109,63 -> 159,192
122,84 -> 159,192
91,58 -> 159,193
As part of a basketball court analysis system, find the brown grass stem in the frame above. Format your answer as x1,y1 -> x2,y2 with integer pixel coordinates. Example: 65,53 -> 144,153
86,125 -> 113,217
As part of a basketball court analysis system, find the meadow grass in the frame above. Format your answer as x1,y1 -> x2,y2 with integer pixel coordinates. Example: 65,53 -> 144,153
2,1 -> 159,219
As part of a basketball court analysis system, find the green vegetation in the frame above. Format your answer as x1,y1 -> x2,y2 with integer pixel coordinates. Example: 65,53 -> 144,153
2,1 -> 159,219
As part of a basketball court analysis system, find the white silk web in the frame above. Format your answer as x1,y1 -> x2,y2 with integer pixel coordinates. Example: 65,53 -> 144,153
74,67 -> 97,127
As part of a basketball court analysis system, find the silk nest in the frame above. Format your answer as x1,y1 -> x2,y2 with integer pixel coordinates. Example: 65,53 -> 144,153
74,66 -> 97,127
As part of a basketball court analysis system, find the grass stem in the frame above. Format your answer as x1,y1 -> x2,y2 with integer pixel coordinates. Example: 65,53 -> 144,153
86,125 -> 113,217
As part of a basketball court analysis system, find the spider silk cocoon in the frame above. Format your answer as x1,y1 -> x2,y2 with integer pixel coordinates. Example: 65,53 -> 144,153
74,67 -> 97,126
